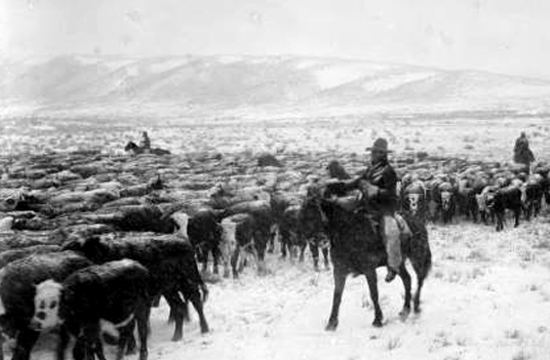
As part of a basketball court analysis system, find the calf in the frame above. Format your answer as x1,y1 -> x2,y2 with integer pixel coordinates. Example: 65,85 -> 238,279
31,259 -> 150,360
0,251 -> 92,360
61,236 -> 209,341
488,186 -> 522,231
222,200 -> 274,274
220,213 -> 257,278
476,186 -> 497,225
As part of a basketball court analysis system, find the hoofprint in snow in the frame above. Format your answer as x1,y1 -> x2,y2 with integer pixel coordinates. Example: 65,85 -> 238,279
22,217 -> 550,360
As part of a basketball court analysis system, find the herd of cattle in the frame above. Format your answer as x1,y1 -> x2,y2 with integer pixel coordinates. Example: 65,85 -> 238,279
0,149 -> 547,360
399,161 -> 550,231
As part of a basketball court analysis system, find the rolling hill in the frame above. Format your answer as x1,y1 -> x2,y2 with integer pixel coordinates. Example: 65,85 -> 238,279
2,55 -> 550,119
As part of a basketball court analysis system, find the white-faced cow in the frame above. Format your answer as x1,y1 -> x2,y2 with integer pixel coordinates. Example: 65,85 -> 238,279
61,236 -> 209,342
31,259 -> 150,360
0,251 -> 92,360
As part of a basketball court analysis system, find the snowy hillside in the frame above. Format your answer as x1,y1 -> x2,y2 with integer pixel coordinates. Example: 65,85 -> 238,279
2,55 -> 550,118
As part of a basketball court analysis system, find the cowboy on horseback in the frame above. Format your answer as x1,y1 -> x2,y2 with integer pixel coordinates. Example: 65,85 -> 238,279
139,131 -> 151,152
326,138 -> 403,282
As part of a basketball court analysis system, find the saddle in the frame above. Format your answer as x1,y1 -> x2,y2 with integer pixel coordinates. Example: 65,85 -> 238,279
329,193 -> 362,212
328,194 -> 412,241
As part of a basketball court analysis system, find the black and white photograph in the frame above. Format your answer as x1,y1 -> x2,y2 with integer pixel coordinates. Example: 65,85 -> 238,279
1,0 -> 550,359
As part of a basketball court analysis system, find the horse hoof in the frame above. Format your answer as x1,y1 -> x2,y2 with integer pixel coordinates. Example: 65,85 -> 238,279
325,322 -> 338,331
372,319 -> 383,327
414,306 -> 422,314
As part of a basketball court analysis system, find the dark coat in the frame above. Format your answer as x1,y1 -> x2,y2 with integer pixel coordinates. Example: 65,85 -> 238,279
326,160 -> 398,216
514,136 -> 535,165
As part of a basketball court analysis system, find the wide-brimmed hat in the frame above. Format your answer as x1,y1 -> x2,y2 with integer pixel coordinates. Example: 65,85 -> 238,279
366,138 -> 392,153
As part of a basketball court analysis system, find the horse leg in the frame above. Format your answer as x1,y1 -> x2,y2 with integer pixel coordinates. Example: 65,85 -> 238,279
325,266 -> 347,331
365,268 -> 383,327
398,264 -> 412,320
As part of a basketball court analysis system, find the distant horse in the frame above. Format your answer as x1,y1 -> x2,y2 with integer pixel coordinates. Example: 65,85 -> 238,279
124,141 -> 171,156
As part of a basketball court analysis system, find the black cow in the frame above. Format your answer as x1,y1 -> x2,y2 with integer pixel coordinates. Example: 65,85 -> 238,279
455,178 -> 478,222
300,191 -> 330,271
319,189 -> 431,330
186,209 -> 223,274
30,259 -> 150,360
488,186 -> 522,231
61,236 -> 209,341
523,175 -> 544,220
82,205 -> 177,233
0,251 -> 93,360
279,205 -> 307,261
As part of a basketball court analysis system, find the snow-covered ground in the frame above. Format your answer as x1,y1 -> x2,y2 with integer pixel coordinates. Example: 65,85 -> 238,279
22,216 -> 550,360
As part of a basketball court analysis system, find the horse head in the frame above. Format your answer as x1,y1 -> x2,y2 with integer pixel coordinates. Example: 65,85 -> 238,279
124,141 -> 138,152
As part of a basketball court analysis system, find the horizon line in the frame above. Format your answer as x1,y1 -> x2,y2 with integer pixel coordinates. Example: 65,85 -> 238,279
3,52 -> 550,83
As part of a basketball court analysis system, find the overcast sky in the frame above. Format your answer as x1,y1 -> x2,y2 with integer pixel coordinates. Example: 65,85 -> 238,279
2,0 -> 550,79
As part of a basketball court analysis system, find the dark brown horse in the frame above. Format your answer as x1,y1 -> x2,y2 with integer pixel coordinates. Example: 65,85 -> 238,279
124,141 -> 171,156
319,189 -> 431,330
